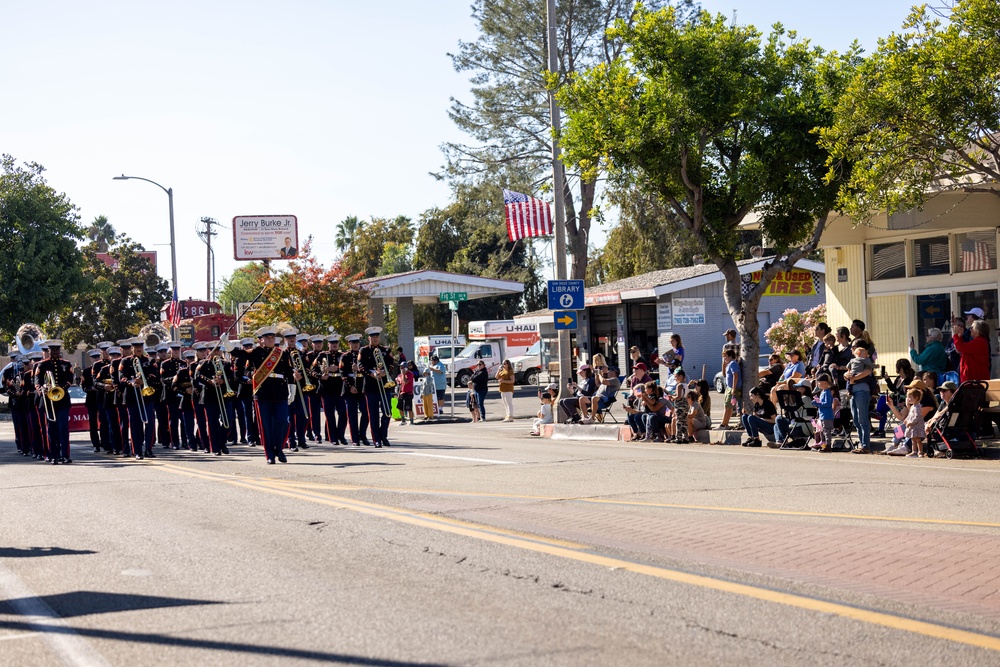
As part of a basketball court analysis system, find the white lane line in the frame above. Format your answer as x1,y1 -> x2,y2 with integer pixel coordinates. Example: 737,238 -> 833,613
0,631 -> 40,642
399,451 -> 520,465
0,562 -> 110,667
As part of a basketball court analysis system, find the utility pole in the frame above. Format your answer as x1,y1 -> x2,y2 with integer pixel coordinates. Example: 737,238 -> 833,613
197,217 -> 219,301
547,0 -> 573,421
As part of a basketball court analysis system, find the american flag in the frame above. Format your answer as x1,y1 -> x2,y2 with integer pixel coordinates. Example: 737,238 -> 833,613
962,239 -> 993,272
167,288 -> 181,327
503,189 -> 553,242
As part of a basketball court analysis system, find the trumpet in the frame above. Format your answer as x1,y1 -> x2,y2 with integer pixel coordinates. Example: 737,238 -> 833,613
43,370 -> 63,422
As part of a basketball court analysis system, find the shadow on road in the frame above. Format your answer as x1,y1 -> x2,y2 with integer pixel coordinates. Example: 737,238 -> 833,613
0,619 -> 453,666
0,546 -> 96,558
2,591 -> 221,618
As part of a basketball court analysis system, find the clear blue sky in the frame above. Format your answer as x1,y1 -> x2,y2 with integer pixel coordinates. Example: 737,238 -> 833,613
1,0 -> 921,301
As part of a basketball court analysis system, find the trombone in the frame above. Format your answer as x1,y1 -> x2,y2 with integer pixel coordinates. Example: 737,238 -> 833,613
43,370 -> 63,422
212,357 -> 235,430
132,357 -> 154,424
372,347 -> 393,414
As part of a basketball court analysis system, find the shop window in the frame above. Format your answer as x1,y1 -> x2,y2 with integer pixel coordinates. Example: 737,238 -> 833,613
957,230 -> 997,273
957,290 -> 998,326
913,236 -> 949,276
916,294 -> 951,346
870,242 -> 905,280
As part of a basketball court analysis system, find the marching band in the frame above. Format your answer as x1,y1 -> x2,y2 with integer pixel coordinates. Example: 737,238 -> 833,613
0,324 -> 397,465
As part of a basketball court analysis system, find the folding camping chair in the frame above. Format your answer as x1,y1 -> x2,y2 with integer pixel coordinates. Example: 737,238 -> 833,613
929,380 -> 988,459
595,393 -> 619,423
776,389 -> 817,450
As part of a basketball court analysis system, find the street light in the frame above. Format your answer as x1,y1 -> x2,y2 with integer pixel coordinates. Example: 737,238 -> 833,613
112,174 -> 178,341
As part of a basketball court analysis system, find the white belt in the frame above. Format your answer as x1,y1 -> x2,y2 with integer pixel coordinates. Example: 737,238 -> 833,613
268,373 -> 284,379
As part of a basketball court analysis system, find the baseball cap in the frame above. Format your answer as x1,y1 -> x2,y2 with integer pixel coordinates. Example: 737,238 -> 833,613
965,307 -> 985,318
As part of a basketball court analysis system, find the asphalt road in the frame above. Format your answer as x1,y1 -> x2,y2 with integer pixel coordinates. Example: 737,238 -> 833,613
3,412 -> 1000,666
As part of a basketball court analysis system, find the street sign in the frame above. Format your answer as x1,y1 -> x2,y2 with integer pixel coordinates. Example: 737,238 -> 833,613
439,292 -> 468,302
547,280 -> 585,311
178,324 -> 195,346
554,311 -> 578,330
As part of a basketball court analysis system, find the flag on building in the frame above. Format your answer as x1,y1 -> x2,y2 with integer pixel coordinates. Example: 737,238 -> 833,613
962,239 -> 993,272
503,189 -> 553,242
167,288 -> 181,327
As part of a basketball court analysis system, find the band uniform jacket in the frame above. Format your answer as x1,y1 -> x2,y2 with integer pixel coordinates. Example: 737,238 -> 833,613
247,346 -> 295,401
230,348 -> 254,400
358,345 -> 393,395
33,357 -> 74,410
81,364 -> 99,409
313,350 -> 343,397
194,357 -> 236,408
338,349 -> 363,395
158,358 -> 185,403
117,355 -> 161,406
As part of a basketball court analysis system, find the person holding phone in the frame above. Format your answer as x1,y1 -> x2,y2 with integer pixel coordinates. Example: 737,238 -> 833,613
908,328 -> 947,375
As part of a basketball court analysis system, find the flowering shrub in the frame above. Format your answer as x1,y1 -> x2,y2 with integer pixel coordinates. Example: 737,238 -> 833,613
764,304 -> 827,358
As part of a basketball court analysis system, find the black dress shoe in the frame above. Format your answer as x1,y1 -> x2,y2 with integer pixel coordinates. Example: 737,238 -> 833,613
300,443 -> 309,449
135,455 -> 143,460
361,440 -> 372,447
290,446 -> 299,452
277,453 -> 287,463
221,446 -> 229,454
64,459 -> 72,464
352,441 -> 360,447
145,451 -> 156,458
339,440 -> 349,446
215,451 -> 221,456
267,458 -> 275,464
381,438 -> 391,447
239,439 -> 248,445
52,459 -> 59,465
375,442 -> 383,448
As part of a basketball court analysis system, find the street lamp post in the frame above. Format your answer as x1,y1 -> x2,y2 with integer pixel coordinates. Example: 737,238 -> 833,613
112,174 -> 179,341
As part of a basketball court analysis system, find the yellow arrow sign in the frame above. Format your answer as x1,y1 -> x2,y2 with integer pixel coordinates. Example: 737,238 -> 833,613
557,314 -> 575,326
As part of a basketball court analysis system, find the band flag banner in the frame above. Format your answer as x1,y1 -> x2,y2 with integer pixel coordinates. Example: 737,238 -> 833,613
503,189 -> 553,242
252,347 -> 283,394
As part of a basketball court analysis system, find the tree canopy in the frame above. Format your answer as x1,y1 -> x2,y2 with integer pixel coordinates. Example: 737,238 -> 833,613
556,6 -> 854,393
445,0 -> 692,279
47,236 -> 170,349
0,155 -> 86,337
244,239 -> 368,336
218,262 -> 270,313
821,0 -> 1000,217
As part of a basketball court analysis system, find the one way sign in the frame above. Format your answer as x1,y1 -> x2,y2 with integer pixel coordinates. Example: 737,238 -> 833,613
553,311 -> 578,330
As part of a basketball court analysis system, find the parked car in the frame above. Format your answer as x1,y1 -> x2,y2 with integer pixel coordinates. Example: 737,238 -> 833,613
67,385 -> 90,432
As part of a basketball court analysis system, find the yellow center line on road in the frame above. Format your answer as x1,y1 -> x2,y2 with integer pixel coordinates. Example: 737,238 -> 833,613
150,461 -> 1000,653
253,477 -> 1000,530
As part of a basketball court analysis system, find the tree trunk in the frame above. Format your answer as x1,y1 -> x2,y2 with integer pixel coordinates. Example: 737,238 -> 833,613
718,258 -> 765,410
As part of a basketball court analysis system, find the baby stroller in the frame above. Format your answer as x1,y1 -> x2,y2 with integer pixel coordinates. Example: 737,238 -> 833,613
776,390 -> 817,450
928,380 -> 988,459
821,392 -> 855,451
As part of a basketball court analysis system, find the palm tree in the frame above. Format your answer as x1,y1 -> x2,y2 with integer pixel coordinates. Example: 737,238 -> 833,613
335,215 -> 363,253
86,215 -> 116,252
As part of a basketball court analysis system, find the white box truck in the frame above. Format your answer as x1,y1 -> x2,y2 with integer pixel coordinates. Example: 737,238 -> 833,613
447,320 -> 540,387
414,335 -> 467,368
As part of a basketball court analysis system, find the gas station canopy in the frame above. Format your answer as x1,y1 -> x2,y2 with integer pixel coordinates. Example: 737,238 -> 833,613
355,270 -> 524,305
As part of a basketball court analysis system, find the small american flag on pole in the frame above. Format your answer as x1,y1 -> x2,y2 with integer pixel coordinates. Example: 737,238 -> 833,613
167,288 -> 181,327
962,239 -> 993,272
503,189 -> 554,242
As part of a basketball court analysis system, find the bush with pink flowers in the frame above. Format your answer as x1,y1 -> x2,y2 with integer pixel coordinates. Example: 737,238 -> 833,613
764,304 -> 827,358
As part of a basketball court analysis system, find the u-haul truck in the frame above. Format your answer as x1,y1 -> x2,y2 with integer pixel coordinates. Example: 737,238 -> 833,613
447,320 -> 540,387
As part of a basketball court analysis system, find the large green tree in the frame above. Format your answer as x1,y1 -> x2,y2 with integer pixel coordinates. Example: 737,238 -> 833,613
341,215 -> 414,279
821,0 -> 1000,216
557,7 -> 855,394
445,0 -> 693,280
48,236 -> 170,348
218,262 -> 270,313
0,155 -> 86,337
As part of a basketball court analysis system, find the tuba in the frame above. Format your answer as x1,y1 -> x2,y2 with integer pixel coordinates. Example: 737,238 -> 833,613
15,323 -> 46,357
140,322 -> 170,347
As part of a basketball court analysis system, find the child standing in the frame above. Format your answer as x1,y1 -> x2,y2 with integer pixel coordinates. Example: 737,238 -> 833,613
810,373 -> 836,451
530,393 -> 554,436
467,384 -> 480,422
887,388 -> 926,458
420,368 -> 436,422
668,369 -> 689,443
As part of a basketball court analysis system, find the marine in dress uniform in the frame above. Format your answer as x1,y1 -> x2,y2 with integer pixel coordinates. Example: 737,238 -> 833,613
118,338 -> 160,460
33,340 -> 75,464
191,342 -> 212,452
339,334 -> 364,445
173,349 -> 199,448
158,342 -> 185,450
304,334 -> 326,443
358,327 -> 394,448
247,326 -> 300,464
283,328 -> 310,451
2,353 -> 27,455
93,342 -> 114,452
114,340 -> 133,456
194,343 -> 236,455
316,334 -> 348,445
231,338 -> 259,445
21,354 -> 45,459
81,349 -> 104,452
154,344 -> 171,446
